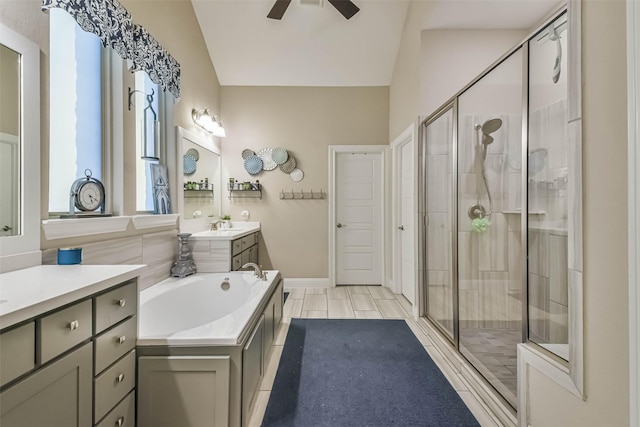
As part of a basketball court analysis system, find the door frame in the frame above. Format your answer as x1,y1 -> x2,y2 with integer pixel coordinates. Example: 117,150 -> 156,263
391,125 -> 418,311
328,145 -> 387,287
628,0 -> 640,424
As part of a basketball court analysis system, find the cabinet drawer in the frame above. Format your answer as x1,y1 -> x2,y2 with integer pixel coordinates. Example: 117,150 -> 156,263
39,299 -> 92,364
231,239 -> 242,256
95,282 -> 137,334
0,323 -> 35,387
241,233 -> 258,251
232,254 -> 242,271
95,390 -> 135,427
94,317 -> 137,374
94,350 -> 136,423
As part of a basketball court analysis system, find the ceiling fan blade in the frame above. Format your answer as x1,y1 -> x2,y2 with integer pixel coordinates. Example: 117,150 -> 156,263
267,0 -> 292,20
327,0 -> 360,19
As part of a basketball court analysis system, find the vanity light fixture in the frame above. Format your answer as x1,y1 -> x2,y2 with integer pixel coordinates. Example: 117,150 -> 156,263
192,108 -> 226,137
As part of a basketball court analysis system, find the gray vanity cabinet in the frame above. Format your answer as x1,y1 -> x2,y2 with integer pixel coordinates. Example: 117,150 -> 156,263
0,343 -> 93,427
0,278 -> 138,427
262,279 -> 283,356
232,232 -> 259,271
242,315 -> 265,423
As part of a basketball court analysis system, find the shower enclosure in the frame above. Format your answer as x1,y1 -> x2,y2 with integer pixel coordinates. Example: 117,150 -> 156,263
421,10 -> 570,411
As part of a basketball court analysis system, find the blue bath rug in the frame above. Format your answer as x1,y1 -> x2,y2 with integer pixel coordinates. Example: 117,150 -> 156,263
261,319 -> 480,427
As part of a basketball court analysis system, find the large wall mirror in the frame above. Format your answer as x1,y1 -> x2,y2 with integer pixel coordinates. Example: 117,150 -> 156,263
0,23 -> 41,270
176,127 -> 221,233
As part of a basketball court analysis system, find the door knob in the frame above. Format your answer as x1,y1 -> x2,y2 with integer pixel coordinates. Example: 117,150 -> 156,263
398,225 -> 404,231
2,226 -> 11,232
337,223 -> 345,228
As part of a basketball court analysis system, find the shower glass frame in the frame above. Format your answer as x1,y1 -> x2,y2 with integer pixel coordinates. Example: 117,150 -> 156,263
420,3 -> 580,410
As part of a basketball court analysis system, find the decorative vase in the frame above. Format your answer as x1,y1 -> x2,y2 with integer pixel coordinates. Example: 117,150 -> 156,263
171,233 -> 197,278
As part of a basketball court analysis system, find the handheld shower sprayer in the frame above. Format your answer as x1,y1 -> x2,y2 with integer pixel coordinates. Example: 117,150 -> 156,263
469,118 -> 503,222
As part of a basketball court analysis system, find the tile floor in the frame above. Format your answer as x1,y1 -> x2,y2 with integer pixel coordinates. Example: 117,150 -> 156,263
246,286 -> 502,427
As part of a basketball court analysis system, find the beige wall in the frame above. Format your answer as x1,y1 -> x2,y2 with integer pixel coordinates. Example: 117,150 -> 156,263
527,1 -> 629,425
420,29 -> 527,118
220,86 -> 389,278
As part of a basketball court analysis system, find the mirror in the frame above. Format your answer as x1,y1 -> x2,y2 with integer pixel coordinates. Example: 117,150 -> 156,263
0,23 -> 41,270
176,127 -> 221,233
0,44 -> 20,237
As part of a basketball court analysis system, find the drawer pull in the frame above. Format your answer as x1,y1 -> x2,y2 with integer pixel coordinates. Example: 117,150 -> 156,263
68,320 -> 80,330
117,335 -> 126,344
115,416 -> 125,426
116,373 -> 125,383
117,298 -> 126,307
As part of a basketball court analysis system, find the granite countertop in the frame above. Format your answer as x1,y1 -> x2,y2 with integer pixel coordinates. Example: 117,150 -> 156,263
0,264 -> 145,329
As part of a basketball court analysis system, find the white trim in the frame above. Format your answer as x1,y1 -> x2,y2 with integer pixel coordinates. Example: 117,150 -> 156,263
132,214 -> 179,229
628,0 -> 640,425
517,343 -> 583,427
42,216 -> 131,239
0,23 -> 40,261
328,145 -> 387,287
390,124 -> 418,315
283,278 -> 331,289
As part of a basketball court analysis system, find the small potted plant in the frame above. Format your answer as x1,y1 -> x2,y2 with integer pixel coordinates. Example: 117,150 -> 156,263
221,214 -> 231,229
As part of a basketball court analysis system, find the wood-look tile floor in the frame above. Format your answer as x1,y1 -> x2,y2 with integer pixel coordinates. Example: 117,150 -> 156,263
246,286 -> 501,427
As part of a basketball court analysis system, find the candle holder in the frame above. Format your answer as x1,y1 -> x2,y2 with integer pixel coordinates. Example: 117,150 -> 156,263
171,233 -> 197,278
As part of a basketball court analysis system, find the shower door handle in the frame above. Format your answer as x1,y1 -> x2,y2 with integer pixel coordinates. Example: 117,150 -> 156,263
337,223 -> 345,228
398,225 -> 404,231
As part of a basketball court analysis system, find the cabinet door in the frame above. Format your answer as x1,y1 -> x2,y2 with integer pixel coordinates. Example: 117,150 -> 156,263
138,355 -> 230,427
242,315 -> 264,423
0,343 -> 92,427
232,254 -> 242,271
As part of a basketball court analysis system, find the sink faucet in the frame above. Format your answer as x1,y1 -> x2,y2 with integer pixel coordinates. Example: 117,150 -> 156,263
242,262 -> 266,280
211,220 -> 224,231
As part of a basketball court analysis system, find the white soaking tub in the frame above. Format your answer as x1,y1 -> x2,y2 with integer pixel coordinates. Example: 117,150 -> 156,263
138,270 -> 281,346
136,270 -> 283,427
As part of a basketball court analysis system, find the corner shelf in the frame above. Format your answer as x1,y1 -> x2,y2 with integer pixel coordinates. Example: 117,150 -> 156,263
228,184 -> 262,200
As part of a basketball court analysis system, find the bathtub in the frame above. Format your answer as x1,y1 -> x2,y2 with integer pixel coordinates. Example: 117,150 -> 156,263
138,270 -> 281,346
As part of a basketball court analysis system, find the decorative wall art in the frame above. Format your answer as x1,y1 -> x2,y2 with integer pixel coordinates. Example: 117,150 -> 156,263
241,147 -> 304,181
151,163 -> 172,214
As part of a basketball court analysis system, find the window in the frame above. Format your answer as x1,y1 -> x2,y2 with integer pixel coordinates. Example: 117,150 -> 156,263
49,9 -> 102,214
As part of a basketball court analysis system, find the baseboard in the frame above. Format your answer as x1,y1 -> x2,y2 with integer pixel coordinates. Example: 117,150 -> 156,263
283,278 -> 331,289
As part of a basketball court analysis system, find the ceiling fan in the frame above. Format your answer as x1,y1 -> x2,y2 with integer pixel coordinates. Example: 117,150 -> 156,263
267,0 -> 360,20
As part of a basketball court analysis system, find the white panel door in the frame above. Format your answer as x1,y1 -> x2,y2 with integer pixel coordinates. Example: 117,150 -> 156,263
336,152 -> 382,285
400,142 -> 415,303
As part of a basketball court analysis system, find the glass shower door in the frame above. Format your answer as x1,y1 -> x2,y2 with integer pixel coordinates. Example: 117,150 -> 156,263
424,106 -> 455,340
456,48 -> 524,408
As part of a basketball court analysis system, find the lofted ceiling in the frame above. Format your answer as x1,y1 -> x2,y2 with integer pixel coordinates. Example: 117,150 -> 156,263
191,0 -> 563,87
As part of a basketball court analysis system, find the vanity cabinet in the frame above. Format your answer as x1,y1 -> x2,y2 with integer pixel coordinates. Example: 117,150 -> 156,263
193,230 -> 260,273
233,232 -> 259,271
0,343 -> 93,427
0,277 -> 138,427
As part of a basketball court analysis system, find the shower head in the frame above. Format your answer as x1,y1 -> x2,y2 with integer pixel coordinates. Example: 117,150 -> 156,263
481,118 -> 502,136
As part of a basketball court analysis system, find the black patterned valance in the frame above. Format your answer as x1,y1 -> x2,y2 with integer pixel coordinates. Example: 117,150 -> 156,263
129,25 -> 181,99
42,0 -> 180,99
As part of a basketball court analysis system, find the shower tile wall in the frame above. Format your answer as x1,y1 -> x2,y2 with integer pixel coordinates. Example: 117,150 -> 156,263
457,114 -> 522,331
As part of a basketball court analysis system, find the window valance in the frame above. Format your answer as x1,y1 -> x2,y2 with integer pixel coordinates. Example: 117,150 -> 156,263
42,0 -> 181,99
